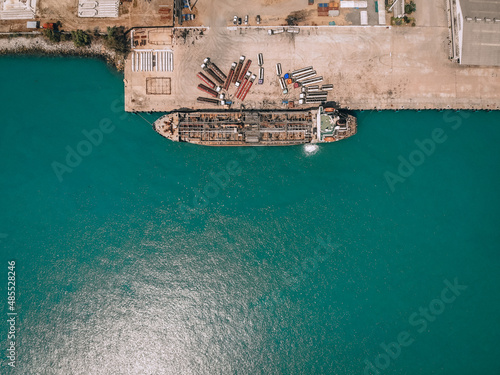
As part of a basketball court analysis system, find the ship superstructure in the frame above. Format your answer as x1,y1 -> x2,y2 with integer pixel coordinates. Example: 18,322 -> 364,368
153,107 -> 357,146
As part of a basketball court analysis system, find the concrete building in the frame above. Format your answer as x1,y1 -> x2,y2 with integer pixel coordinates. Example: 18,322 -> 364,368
453,0 -> 500,66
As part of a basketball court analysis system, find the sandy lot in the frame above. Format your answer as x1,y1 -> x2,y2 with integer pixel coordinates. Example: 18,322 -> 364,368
0,0 -> 174,32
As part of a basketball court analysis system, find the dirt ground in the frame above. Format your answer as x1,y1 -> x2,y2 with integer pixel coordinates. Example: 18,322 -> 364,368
0,0 -> 174,32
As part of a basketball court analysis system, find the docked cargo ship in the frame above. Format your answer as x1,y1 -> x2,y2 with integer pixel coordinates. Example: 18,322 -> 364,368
153,106 -> 357,146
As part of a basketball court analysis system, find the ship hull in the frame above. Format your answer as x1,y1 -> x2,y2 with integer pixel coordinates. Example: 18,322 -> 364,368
153,108 -> 356,146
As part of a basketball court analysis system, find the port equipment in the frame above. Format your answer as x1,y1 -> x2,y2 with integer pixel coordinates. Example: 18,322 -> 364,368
236,72 -> 251,98
298,96 -> 327,104
197,72 -> 216,88
305,97 -> 327,103
240,74 -> 256,101
258,67 -> 264,84
305,91 -> 328,97
258,53 -> 264,66
291,66 -> 313,76
293,70 -> 316,80
202,64 -> 224,85
197,84 -> 218,97
268,27 -> 285,35
276,63 -> 282,76
302,77 -> 323,86
202,61 -> 225,82
197,97 -> 220,105
209,61 -> 227,80
233,56 -> 245,84
224,63 -> 237,90
300,93 -> 328,99
279,77 -> 286,90
295,72 -> 317,82
279,77 -> 288,94
238,60 -> 252,82
294,69 -> 316,78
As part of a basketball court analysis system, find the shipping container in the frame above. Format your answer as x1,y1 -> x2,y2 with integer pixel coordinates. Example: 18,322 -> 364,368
276,63 -> 282,76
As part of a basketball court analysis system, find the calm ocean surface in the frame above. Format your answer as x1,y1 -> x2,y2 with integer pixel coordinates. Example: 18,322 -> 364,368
0,56 -> 499,374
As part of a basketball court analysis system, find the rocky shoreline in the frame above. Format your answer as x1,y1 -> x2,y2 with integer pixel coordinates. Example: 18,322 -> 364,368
0,35 -> 125,70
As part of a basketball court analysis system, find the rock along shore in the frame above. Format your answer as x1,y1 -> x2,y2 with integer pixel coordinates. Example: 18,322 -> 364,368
0,35 -> 124,70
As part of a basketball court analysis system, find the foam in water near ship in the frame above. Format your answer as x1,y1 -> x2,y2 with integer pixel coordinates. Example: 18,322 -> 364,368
304,144 -> 319,155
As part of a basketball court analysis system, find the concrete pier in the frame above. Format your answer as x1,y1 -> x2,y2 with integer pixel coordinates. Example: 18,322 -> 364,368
124,24 -> 500,112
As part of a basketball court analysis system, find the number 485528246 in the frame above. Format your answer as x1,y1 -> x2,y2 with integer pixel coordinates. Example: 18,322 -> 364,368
8,260 -> 15,311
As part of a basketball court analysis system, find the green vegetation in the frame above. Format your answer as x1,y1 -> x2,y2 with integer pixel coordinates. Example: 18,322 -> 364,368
405,0 -> 416,14
103,26 -> 129,54
43,29 -> 61,43
71,30 -> 91,47
42,21 -> 64,43
391,14 -> 415,26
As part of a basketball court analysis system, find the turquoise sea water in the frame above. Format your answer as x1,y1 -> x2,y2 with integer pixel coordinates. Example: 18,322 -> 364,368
1,56 -> 500,374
